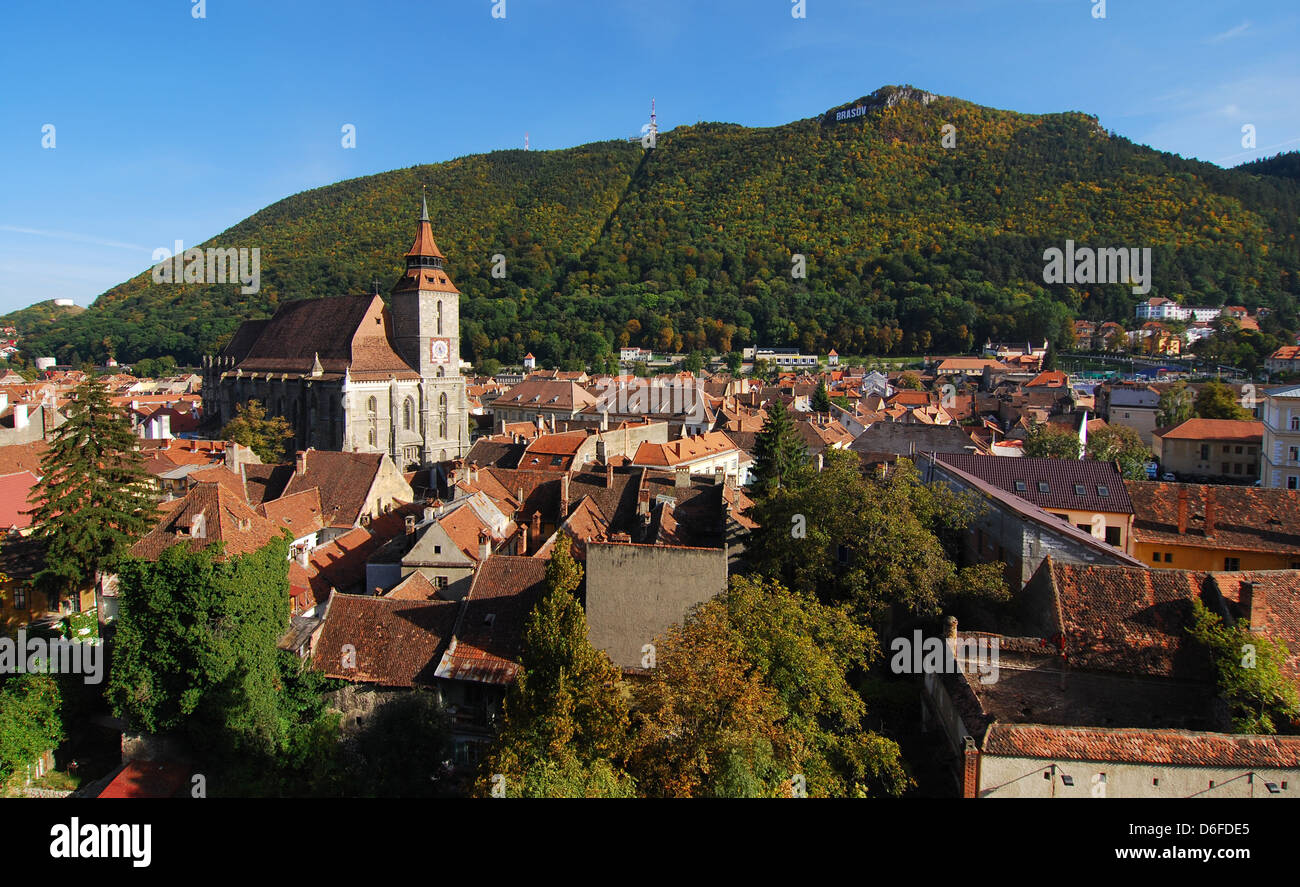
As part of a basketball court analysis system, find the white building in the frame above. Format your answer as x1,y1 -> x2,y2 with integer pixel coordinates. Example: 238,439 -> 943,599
1262,384 -> 1300,490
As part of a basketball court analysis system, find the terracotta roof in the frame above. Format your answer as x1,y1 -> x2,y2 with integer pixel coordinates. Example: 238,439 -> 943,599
224,294 -> 418,379
188,465 -> 247,500
1153,418 -> 1265,443
1270,346 -> 1300,362
304,527 -> 381,600
0,440 -> 48,476
935,453 -> 1133,514
385,570 -> 443,601
129,482 -> 286,561
1215,570 -> 1300,684
311,593 -> 459,687
632,431 -> 738,467
434,555 -> 547,684
258,487 -> 325,538
1026,370 -> 1069,388
494,380 -> 597,412
983,723 -> 1300,768
282,450 -> 386,528
0,470 -> 40,529
241,462 -> 294,506
1042,560 -> 1213,679
1127,482 -> 1300,554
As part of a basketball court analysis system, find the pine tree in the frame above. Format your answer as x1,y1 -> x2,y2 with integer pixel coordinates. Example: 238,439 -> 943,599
751,397 -> 806,496
221,399 -> 294,464
27,376 -> 155,600
812,378 -> 833,413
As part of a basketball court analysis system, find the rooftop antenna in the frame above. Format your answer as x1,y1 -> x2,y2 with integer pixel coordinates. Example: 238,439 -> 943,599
650,97 -> 658,144
525,131 -> 530,151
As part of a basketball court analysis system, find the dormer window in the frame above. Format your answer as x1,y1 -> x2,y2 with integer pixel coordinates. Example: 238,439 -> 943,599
1014,481 -> 1027,492
1037,482 -> 1049,493
1097,486 -> 1110,496
1074,484 -> 1085,495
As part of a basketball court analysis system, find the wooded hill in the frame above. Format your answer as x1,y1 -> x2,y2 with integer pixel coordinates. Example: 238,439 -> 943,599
11,85 -> 1300,368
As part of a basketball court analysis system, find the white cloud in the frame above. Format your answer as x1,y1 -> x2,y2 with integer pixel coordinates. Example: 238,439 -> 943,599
0,226 -> 148,252
1206,21 -> 1250,44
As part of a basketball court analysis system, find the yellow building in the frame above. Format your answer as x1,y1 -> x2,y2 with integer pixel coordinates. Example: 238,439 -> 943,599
1125,481 -> 1300,572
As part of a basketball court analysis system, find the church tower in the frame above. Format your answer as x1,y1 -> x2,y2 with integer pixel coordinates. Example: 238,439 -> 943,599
390,195 -> 469,463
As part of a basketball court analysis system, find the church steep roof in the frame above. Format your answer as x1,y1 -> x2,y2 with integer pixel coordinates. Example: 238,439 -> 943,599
224,293 -> 417,380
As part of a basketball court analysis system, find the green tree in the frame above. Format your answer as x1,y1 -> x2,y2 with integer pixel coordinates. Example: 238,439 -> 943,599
477,358 -> 501,378
896,371 -> 922,390
1022,421 -> 1083,460
1188,599 -> 1299,734
748,451 -> 1006,626
27,376 -> 155,600
751,397 -> 807,496
1195,380 -> 1251,420
107,536 -> 291,759
221,399 -> 294,464
682,352 -> 704,374
1157,381 -> 1195,427
812,378 -> 833,412
476,535 -> 634,797
1085,423 -> 1152,480
0,674 -> 64,787
1041,344 -> 1058,372
629,576 -> 912,797
725,351 -> 743,375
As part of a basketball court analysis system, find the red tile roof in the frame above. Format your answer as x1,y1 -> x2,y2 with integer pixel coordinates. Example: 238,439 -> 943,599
312,593 -> 459,687
632,431 -> 738,467
259,488 -> 325,538
434,555 -> 547,684
983,723 -> 1300,767
1042,560 -> 1213,678
1215,570 -> 1300,684
282,450 -> 386,528
129,482 -> 286,561
0,470 -> 40,530
1127,482 -> 1300,554
1154,418 -> 1265,443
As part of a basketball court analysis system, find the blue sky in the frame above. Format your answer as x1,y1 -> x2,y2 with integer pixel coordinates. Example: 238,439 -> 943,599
2,0 -> 1297,314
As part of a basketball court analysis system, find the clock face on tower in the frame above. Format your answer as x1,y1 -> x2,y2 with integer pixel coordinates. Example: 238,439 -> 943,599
431,338 -> 450,364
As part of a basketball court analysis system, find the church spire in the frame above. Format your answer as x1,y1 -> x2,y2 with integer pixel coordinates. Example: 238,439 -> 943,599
392,192 -> 458,295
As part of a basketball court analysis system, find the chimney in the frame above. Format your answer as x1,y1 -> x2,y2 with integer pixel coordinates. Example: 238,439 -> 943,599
13,403 -> 27,430
1204,487 -> 1216,537
423,506 -> 435,523
637,489 -> 651,517
478,529 -> 491,563
530,510 -> 541,541
159,413 -> 172,440
962,737 -> 980,799
0,391 -> 7,413
296,547 -> 309,568
713,465 -> 725,486
518,523 -> 530,555
405,515 -> 417,535
1239,580 -> 1264,630
675,466 -> 690,488
606,461 -> 615,489
1177,486 -> 1189,535
560,474 -> 570,517
295,450 -> 308,476
469,460 -> 479,484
